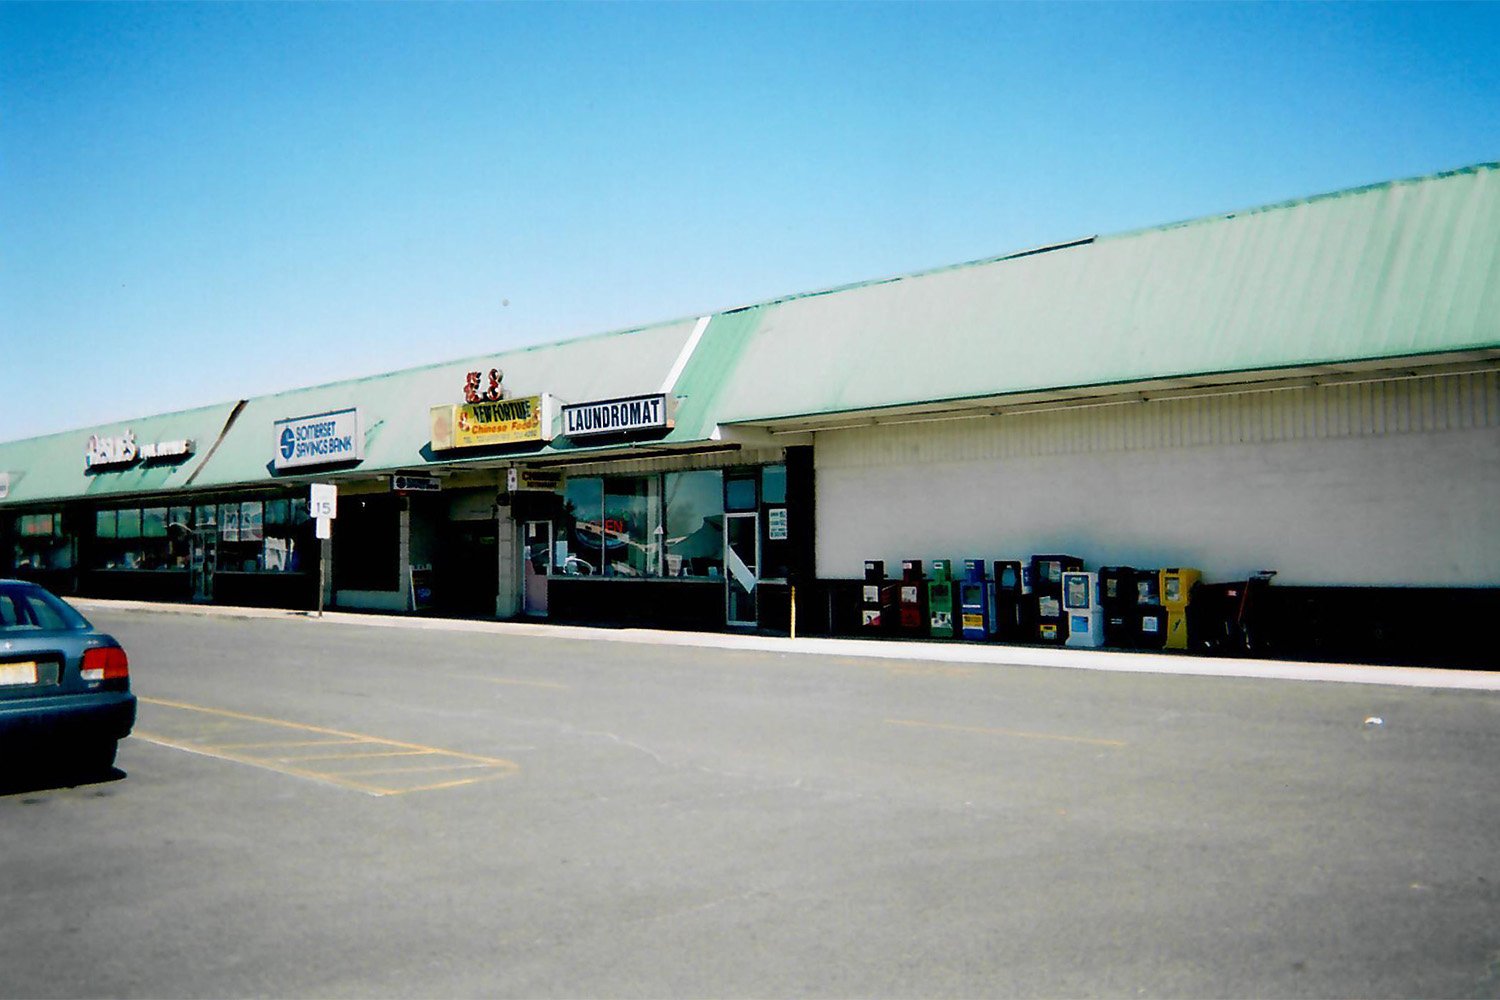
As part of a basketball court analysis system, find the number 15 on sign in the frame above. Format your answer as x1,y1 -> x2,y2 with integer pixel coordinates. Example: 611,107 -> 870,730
310,483 -> 337,617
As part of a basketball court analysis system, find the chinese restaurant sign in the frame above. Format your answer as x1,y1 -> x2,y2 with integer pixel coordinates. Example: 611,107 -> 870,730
430,395 -> 557,451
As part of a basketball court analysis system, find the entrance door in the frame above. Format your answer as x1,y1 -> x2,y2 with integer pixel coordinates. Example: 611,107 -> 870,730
189,527 -> 217,602
437,521 -> 499,617
523,520 -> 552,616
725,512 -> 759,626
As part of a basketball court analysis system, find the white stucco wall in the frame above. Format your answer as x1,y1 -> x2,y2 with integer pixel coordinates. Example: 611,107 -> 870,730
816,374 -> 1500,587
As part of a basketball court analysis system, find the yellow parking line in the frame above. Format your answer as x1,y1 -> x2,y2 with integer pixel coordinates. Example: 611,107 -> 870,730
279,749 -> 435,762
208,739 -> 364,750
886,718 -> 1128,747
139,696 -> 514,765
340,761 -> 496,777
134,732 -> 405,797
135,697 -> 520,795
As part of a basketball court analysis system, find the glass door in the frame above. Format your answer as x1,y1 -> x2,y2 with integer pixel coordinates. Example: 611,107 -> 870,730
190,527 -> 216,602
724,512 -> 759,626
523,520 -> 552,616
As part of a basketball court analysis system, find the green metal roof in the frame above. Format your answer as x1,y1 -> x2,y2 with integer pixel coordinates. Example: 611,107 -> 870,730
0,402 -> 239,507
186,315 -> 710,488
708,161 -> 1500,424
4,161 -> 1497,504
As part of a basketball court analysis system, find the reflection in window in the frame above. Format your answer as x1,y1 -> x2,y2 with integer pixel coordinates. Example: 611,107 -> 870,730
762,464 -> 787,505
664,471 -> 723,579
142,508 -> 168,539
560,478 -> 603,576
725,476 -> 757,512
12,512 -> 71,572
603,476 -> 661,578
241,501 -> 264,542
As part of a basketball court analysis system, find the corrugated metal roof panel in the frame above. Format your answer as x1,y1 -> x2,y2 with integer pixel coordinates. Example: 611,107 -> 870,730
0,402 -> 240,506
187,316 -> 706,488
711,162 -> 1500,424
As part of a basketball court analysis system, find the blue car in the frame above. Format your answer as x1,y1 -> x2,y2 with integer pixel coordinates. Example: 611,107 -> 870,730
0,579 -> 136,778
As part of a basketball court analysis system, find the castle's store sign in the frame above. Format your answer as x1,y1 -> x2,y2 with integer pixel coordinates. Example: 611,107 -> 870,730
85,431 -> 196,469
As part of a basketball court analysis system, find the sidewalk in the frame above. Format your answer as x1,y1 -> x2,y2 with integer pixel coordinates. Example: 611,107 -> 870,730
69,597 -> 1500,692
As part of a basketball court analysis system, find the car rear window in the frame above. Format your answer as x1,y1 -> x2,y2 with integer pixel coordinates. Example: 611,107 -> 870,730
0,584 -> 90,631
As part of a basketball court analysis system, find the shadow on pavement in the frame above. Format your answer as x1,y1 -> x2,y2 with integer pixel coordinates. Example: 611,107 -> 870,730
0,766 -> 126,797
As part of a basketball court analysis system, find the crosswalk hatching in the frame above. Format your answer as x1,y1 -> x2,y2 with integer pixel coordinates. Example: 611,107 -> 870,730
132,697 -> 520,796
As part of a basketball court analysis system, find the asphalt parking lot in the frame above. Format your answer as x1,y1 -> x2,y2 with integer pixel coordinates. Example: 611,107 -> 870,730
3,605 -> 1499,999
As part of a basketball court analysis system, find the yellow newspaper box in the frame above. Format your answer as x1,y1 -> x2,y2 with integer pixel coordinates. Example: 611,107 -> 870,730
1159,567 -> 1202,650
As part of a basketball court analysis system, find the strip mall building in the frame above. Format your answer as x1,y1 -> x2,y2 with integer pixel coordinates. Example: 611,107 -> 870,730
3,163 -> 1497,665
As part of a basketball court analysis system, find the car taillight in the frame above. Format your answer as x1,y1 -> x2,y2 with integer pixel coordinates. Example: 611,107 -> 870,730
81,646 -> 129,682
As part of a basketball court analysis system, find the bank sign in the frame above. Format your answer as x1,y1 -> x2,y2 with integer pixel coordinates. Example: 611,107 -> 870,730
274,408 -> 363,471
562,393 -> 672,438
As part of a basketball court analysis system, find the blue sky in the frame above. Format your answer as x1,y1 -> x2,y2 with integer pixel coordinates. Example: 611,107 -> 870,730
2,1 -> 1496,442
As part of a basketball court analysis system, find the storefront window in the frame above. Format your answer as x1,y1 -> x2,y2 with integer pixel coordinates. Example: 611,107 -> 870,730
142,507 -> 168,539
762,464 -> 787,505
603,476 -> 661,578
560,477 -> 604,576
726,475 -> 757,512
220,503 -> 241,542
195,504 -> 217,528
92,506 -> 179,570
12,512 -> 71,572
664,470 -> 723,579
216,500 -> 273,572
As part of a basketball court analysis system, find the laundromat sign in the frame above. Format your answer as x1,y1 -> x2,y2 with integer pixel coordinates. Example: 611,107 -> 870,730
562,393 -> 672,438
274,408 -> 364,471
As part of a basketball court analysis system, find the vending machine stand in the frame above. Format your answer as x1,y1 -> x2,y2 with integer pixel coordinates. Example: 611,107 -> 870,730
992,560 -> 1027,642
1097,566 -> 1138,648
861,560 -> 899,633
898,559 -> 928,637
1029,554 -> 1083,643
1160,567 -> 1203,650
960,558 -> 994,641
927,560 -> 959,639
1062,570 -> 1105,648
1134,569 -> 1167,649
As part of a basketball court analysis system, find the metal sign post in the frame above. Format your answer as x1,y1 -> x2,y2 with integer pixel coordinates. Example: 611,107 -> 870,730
311,484 -> 337,618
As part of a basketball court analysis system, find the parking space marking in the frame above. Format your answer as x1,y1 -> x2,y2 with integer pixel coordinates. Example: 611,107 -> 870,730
134,697 -> 520,796
886,718 -> 1128,747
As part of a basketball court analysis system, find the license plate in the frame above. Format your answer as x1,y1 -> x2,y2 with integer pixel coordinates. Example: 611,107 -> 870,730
0,661 -> 39,686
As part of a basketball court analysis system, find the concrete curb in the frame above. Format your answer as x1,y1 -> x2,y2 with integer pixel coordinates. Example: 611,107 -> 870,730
68,597 -> 1500,692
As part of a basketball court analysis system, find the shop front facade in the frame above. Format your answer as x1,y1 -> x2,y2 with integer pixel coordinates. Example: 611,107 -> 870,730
3,161 -> 1498,659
